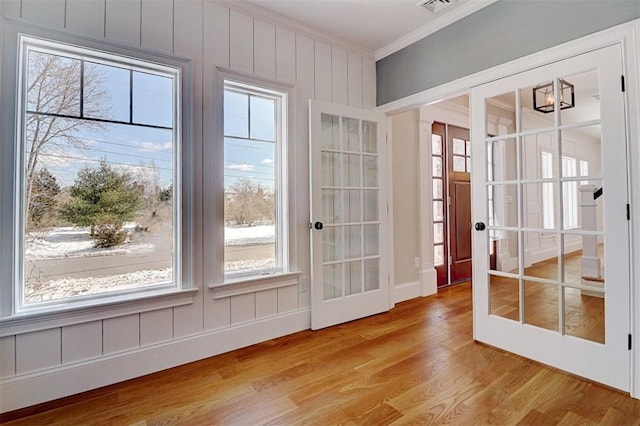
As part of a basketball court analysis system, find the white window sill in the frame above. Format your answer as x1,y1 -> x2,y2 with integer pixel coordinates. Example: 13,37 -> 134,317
209,271 -> 301,299
0,287 -> 198,337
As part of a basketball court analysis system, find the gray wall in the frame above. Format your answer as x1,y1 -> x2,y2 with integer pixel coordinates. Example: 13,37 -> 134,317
377,0 -> 640,106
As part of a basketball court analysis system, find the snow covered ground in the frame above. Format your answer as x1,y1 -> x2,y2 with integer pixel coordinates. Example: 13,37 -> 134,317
26,224 -> 275,260
24,224 -> 276,303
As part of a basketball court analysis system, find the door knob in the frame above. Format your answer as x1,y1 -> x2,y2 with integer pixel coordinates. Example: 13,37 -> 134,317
314,221 -> 324,230
474,222 -> 486,231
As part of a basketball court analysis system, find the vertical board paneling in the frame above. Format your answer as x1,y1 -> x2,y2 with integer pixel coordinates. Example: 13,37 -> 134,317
62,321 -> 102,364
255,288 -> 278,318
141,0 -> 173,54
140,308 -> 173,346
0,0 -> 21,19
0,336 -> 16,378
204,297 -> 231,330
173,0 -> 202,57
103,314 -> 140,355
105,0 -> 141,47
253,19 -> 276,79
362,57 -> 376,108
203,1 -> 229,68
331,47 -> 348,105
275,26 -> 295,83
314,41 -> 331,102
15,329 -> 61,374
278,285 -> 298,313
230,293 -> 255,324
66,0 -> 105,39
229,10 -> 253,74
347,53 -> 363,108
21,0 -> 65,29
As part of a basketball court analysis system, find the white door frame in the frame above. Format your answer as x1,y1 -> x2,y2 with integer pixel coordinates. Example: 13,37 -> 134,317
378,19 -> 640,398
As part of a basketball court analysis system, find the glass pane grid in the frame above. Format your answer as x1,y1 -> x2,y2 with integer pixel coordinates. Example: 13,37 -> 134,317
487,73 -> 607,344
322,115 -> 381,299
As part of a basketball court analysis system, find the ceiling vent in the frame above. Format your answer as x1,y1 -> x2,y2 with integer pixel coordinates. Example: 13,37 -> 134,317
417,0 -> 456,13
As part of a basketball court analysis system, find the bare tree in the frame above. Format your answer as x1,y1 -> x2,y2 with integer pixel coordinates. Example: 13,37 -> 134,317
24,51 -> 109,225
225,178 -> 274,226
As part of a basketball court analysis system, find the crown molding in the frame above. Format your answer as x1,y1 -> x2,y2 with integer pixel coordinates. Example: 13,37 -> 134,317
375,0 -> 498,61
212,0 -> 375,59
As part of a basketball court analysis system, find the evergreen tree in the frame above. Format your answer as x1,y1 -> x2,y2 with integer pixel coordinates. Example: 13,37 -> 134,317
60,160 -> 141,246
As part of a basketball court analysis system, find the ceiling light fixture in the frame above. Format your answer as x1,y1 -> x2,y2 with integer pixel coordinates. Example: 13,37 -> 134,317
416,0 -> 455,13
532,79 -> 575,114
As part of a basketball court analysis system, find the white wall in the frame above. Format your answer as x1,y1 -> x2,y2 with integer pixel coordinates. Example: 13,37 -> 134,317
0,0 -> 376,412
390,110 -> 420,292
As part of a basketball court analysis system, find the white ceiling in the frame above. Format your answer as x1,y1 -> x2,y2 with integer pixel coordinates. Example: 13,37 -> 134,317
241,0 -> 495,58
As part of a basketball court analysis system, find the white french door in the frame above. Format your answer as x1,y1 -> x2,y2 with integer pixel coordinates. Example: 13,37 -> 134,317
309,100 -> 389,330
471,45 -> 631,391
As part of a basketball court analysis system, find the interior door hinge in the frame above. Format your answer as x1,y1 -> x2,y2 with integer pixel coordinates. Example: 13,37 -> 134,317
629,334 -> 632,350
627,204 -> 631,220
621,75 -> 626,92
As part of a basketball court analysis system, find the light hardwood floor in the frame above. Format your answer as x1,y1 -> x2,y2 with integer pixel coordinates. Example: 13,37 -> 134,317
3,282 -> 639,425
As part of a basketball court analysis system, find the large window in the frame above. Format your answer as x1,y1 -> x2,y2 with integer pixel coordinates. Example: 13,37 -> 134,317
16,36 -> 181,311
223,80 -> 287,277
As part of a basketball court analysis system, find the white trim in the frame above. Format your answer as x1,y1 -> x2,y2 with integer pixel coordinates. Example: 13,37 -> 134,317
393,280 -> 422,304
209,271 -> 300,298
0,307 -> 311,413
375,0 -> 498,61
626,19 -> 640,400
386,115 -> 395,309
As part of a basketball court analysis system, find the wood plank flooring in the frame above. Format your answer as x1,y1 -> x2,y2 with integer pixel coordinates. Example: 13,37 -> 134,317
3,282 -> 640,425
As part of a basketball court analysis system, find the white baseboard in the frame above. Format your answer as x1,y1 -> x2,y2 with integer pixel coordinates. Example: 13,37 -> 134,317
0,308 -> 311,413
393,280 -> 422,304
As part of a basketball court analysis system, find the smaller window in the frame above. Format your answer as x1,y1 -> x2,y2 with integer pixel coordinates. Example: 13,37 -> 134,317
223,80 -> 288,277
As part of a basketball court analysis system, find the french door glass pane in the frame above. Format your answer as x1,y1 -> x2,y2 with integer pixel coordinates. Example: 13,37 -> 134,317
322,189 -> 340,224
321,113 -> 340,149
363,155 -> 378,186
486,91 -> 515,136
363,190 -> 379,222
323,263 -> 341,300
488,138 -> 518,182
489,274 -> 519,321
524,280 -> 559,332
345,189 -> 361,223
362,121 -> 377,153
364,224 -> 379,257
322,152 -> 341,186
564,286 -> 605,344
345,225 -> 362,259
490,230 -> 519,274
345,261 -> 362,295
323,226 -> 341,262
364,258 -> 380,291
344,118 -> 360,152
561,70 -> 600,125
344,154 -> 361,187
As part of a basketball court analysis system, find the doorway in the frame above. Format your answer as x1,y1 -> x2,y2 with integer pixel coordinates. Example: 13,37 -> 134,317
431,121 -> 472,286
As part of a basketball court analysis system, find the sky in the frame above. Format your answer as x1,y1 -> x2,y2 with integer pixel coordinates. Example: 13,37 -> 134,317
29,50 -> 275,192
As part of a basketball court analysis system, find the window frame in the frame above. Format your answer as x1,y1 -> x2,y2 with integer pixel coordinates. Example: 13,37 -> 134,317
208,69 -> 296,287
222,80 -> 287,278
0,22 -> 196,325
